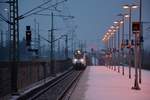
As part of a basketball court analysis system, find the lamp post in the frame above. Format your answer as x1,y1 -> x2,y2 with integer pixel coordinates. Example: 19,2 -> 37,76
114,21 -> 123,73
117,24 -> 120,73
113,30 -> 117,71
132,22 -> 141,90
110,29 -> 116,69
139,0 -> 142,84
118,14 -> 129,75
123,4 -> 138,79
102,32 -> 112,68
107,29 -> 113,69
109,26 -> 116,71
102,34 -> 109,67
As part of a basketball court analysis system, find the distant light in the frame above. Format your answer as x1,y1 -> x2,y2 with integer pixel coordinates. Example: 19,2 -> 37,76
80,58 -> 85,63
77,50 -> 81,54
124,14 -> 129,18
110,26 -> 115,29
4,8 -> 8,11
112,29 -> 116,33
106,32 -> 110,35
111,32 -> 114,35
108,29 -> 112,32
73,58 -> 78,63
120,21 -> 124,24
116,26 -> 119,29
123,4 -> 138,9
114,21 -> 118,24
132,5 -> 138,9
123,5 -> 129,9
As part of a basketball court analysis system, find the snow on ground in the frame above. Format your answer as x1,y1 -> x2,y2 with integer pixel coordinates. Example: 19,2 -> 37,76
69,66 -> 150,100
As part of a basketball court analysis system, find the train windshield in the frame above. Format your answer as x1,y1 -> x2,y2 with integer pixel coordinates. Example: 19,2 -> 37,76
74,50 -> 84,59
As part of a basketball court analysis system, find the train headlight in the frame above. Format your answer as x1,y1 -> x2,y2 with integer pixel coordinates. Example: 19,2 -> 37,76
73,59 -> 78,63
80,58 -> 85,63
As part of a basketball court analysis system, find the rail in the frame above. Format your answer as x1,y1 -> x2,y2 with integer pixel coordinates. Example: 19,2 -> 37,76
16,69 -> 83,100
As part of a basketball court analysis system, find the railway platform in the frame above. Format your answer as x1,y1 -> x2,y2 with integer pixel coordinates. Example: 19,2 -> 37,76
69,66 -> 150,100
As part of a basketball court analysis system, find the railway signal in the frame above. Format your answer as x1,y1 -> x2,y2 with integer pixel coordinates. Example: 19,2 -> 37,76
26,26 -> 32,46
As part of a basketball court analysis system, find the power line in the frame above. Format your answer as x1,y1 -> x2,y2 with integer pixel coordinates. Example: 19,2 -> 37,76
40,33 -> 67,44
33,13 -> 74,19
19,0 -> 67,19
0,14 -> 12,24
20,0 -> 53,17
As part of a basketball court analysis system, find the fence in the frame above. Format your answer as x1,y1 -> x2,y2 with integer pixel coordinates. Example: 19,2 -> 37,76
0,59 -> 72,99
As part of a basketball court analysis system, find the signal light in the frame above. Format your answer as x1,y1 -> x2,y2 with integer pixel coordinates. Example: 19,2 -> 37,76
26,26 -> 32,46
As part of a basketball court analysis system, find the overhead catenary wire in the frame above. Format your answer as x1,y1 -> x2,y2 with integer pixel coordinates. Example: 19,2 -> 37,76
40,34 -> 67,44
0,13 -> 12,24
19,0 -> 67,19
20,0 -> 53,17
33,13 -> 74,19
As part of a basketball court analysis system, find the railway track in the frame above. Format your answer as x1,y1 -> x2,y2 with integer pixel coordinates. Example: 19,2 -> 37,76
17,69 -> 83,100
61,71 -> 82,100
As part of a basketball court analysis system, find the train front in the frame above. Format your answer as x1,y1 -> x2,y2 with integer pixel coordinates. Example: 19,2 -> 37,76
72,50 -> 86,70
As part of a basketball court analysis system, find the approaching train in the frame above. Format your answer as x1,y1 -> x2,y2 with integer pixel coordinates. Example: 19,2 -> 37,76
72,50 -> 87,70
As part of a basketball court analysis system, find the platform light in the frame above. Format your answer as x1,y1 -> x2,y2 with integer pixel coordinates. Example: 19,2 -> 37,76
123,4 -> 138,9
106,32 -> 110,35
120,20 -> 124,24
114,21 -> 118,24
132,5 -> 138,9
124,14 -> 130,18
123,5 -> 129,9
108,29 -> 112,32
110,26 -> 115,29
112,29 -> 116,33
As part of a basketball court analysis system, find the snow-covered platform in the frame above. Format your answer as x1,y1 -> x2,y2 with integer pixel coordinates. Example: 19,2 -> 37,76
70,66 -> 150,100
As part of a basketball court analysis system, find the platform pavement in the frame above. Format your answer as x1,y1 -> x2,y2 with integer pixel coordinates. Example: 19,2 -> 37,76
69,66 -> 150,100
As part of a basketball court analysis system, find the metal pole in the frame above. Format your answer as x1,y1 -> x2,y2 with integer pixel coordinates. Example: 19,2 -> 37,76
34,18 -> 37,50
118,26 -> 120,73
108,38 -> 110,68
0,31 -> 3,47
50,12 -> 55,76
114,33 -> 116,71
38,23 -> 40,58
58,39 -> 60,58
71,33 -> 74,55
139,0 -> 142,84
128,7 -> 132,78
65,35 -> 68,59
10,0 -> 19,94
107,40 -> 109,67
16,0 -> 19,60
111,36 -> 113,69
132,33 -> 140,90
122,17 -> 125,75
